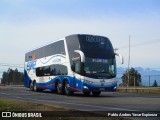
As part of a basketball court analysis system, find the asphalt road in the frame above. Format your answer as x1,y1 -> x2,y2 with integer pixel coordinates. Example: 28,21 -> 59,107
0,86 -> 160,113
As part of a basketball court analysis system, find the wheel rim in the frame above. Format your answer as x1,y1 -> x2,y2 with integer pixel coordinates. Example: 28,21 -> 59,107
34,82 -> 36,91
30,82 -> 33,91
65,83 -> 69,94
56,82 -> 61,94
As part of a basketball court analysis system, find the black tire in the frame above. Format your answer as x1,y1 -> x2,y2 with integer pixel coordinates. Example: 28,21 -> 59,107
64,80 -> 74,96
33,81 -> 43,92
83,91 -> 91,96
33,81 -> 37,92
29,81 -> 34,91
92,91 -> 101,96
51,90 -> 56,93
56,81 -> 63,94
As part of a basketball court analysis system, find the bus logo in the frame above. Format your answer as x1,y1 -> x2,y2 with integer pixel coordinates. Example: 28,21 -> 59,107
100,79 -> 105,83
101,83 -> 104,86
26,61 -> 36,70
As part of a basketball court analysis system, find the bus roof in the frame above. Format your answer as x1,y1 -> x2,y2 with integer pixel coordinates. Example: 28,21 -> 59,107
25,34 -> 108,53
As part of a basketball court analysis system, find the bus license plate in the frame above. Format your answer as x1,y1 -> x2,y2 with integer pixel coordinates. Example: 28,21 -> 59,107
99,88 -> 105,91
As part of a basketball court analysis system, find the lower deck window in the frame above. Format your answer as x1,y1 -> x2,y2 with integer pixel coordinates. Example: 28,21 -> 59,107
36,64 -> 68,77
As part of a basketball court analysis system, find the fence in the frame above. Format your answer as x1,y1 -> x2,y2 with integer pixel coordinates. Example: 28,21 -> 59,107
117,75 -> 160,95
117,86 -> 160,95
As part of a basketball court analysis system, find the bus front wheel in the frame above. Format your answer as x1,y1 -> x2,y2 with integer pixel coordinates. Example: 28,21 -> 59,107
83,91 -> 91,96
29,81 -> 33,91
92,91 -> 101,96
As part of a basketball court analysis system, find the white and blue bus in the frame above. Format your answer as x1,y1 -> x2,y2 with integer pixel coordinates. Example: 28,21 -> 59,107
24,34 -> 123,96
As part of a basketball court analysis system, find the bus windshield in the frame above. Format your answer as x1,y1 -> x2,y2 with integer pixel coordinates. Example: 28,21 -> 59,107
79,35 -> 114,59
83,57 -> 116,79
66,34 -> 116,79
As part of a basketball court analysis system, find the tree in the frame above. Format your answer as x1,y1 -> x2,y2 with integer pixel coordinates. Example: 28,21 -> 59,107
8,68 -> 13,84
13,68 -> 19,84
1,68 -> 24,85
152,80 -> 158,87
121,67 -> 141,86
1,72 -> 8,84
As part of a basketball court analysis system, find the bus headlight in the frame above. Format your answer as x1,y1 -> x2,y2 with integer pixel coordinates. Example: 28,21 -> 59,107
83,80 -> 93,84
83,86 -> 88,89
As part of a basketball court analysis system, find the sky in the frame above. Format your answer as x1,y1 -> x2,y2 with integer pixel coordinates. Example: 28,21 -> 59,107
0,0 -> 160,73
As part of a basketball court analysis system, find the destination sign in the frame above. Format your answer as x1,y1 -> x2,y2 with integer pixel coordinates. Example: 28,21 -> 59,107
86,36 -> 105,43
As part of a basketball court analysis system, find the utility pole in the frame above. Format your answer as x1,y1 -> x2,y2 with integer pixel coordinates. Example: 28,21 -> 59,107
128,35 -> 130,87
134,76 -> 135,87
149,75 -> 150,87
148,75 -> 150,94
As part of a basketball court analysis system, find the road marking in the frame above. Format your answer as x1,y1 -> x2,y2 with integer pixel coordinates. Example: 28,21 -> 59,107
0,92 -> 139,111
13,96 -> 138,111
0,93 -> 11,95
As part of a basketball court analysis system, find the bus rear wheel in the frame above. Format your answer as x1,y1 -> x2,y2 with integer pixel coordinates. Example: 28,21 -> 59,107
56,81 -> 63,94
29,81 -> 33,91
64,80 -> 74,96
92,91 -> 101,96
33,81 -> 43,92
33,81 -> 37,91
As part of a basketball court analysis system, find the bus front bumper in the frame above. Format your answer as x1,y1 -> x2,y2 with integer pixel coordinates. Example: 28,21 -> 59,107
82,82 -> 117,92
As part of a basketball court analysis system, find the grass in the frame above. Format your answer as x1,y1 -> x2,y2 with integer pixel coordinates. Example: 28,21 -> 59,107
0,97 -> 71,120
0,98 -> 20,111
0,97 -> 133,120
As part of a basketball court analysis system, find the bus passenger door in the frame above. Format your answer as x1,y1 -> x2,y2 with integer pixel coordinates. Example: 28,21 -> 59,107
72,60 -> 85,90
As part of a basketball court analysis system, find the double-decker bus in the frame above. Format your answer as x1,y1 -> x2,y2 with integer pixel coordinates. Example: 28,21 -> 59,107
24,34 -> 123,96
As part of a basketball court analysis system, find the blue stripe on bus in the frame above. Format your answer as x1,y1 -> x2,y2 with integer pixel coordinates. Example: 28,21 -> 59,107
39,54 -> 66,64
36,76 -> 117,92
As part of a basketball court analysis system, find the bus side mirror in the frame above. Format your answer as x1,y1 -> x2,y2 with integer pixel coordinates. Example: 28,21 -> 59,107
74,50 -> 85,63
115,53 -> 124,64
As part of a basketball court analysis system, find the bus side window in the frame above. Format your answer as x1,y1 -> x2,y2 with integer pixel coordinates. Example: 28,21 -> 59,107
36,67 -> 44,77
